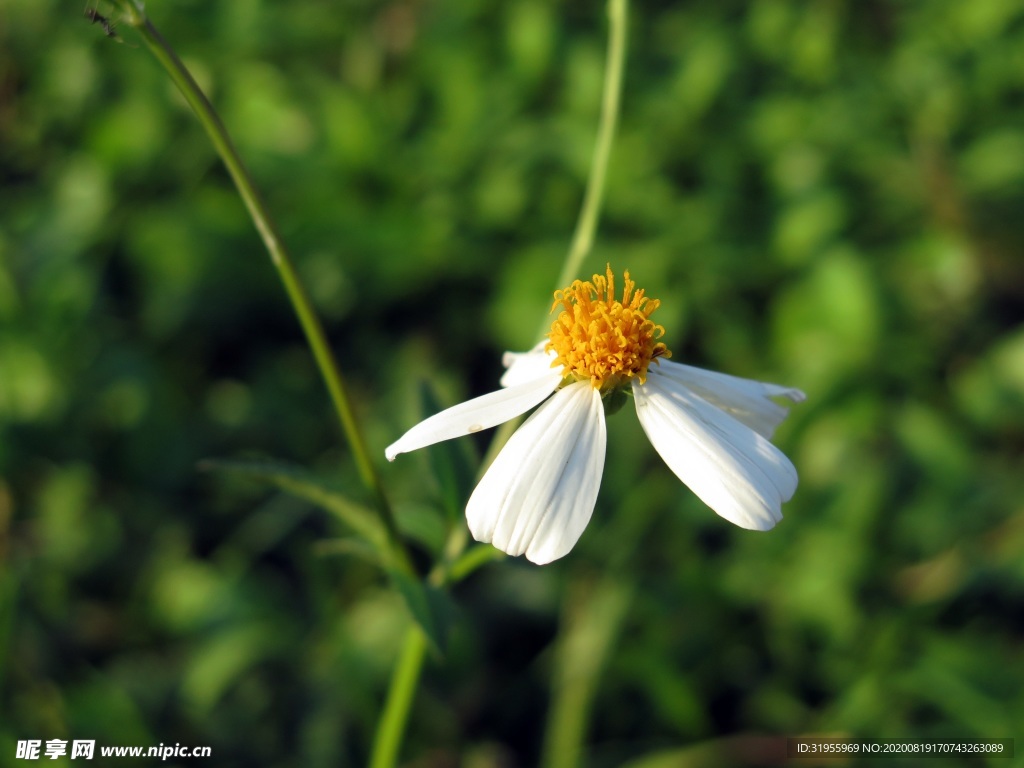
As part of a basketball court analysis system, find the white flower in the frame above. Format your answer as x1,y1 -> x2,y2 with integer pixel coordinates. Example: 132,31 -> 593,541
386,266 -> 805,565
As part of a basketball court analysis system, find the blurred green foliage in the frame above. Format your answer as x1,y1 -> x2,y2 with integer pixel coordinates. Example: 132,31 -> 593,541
2,0 -> 1023,766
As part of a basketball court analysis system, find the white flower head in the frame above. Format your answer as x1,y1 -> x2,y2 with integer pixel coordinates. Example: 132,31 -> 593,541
387,265 -> 806,565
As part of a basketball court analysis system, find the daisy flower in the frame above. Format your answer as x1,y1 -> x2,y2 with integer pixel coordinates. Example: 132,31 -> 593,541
386,266 -> 805,564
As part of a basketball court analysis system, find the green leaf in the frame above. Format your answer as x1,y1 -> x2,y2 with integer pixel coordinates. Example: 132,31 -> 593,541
313,537 -> 385,566
393,501 -> 448,555
387,568 -> 456,657
449,542 -> 505,583
199,458 -> 386,550
419,382 -> 479,521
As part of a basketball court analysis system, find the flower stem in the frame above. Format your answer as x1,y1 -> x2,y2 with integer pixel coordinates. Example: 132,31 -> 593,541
369,627 -> 428,768
551,0 -> 628,303
112,0 -> 409,570
370,4 -> 630,757
488,0 -> 628,467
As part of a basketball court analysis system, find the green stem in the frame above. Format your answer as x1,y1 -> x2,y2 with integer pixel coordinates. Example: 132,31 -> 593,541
368,1 -> 629,763
550,0 -> 629,308
369,627 -> 428,768
113,1 -> 409,570
487,0 -> 629,465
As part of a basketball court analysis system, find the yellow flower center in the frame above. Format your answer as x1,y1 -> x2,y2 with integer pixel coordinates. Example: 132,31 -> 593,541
546,265 -> 671,391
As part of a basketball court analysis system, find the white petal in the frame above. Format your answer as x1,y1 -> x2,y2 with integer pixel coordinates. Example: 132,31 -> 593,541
466,381 -> 605,564
500,341 -> 562,388
652,359 -> 806,439
385,373 -> 562,461
633,374 -> 798,531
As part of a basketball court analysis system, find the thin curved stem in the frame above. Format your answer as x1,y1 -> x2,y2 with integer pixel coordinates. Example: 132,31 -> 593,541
112,1 -> 410,572
551,0 -> 629,310
488,0 -> 629,468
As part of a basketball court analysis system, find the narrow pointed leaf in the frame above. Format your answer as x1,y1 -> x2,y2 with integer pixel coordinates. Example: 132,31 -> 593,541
199,458 -> 387,550
387,569 -> 456,656
393,501 -> 448,554
313,537 -> 385,566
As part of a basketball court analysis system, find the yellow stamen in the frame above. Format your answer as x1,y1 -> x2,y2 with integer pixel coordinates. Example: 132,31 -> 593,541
546,264 -> 671,390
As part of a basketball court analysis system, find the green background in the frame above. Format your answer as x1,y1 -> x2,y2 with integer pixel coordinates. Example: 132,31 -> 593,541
2,0 -> 1023,765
